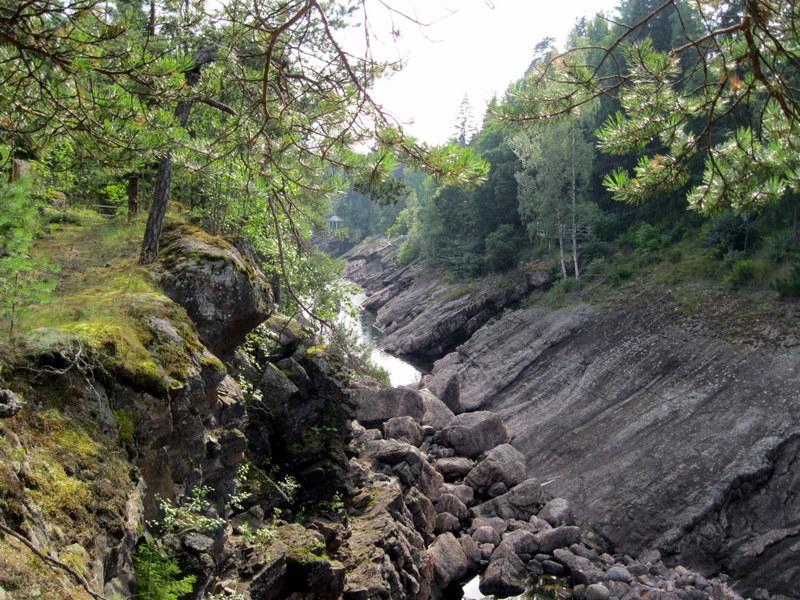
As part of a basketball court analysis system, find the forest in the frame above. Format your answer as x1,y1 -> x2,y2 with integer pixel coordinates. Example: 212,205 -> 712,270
331,0 -> 800,299
2,0 -> 800,335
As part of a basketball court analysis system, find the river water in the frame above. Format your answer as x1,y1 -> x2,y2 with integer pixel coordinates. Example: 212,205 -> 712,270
343,290 -> 422,388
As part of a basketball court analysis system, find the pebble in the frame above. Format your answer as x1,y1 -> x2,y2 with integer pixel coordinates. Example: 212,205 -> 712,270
585,583 -> 610,600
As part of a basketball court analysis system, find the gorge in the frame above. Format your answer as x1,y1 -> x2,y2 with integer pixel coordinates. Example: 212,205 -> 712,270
343,236 -> 800,599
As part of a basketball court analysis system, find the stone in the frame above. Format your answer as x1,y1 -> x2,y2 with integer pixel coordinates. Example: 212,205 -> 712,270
436,494 -> 470,522
607,566 -> 632,583
471,526 -> 501,546
529,515 -> 553,532
465,443 -> 528,494
501,530 -> 537,555
469,517 -> 508,536
419,387 -> 455,430
487,482 -> 508,498
552,548 -> 593,572
434,512 -> 461,534
538,497 -> 574,527
440,411 -> 509,459
438,483 -> 474,508
159,223 -> 272,355
460,534 -> 482,572
535,526 -> 582,555
429,532 -> 468,588
480,544 -> 527,598
542,559 -> 567,576
0,389 -> 24,419
471,479 -> 547,521
384,416 -> 423,446
585,583 -> 610,600
350,387 -> 425,428
435,457 -> 475,482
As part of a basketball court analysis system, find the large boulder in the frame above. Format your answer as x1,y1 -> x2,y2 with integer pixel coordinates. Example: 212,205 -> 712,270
440,411 -> 508,459
428,532 -> 468,589
419,387 -> 455,430
159,223 -> 273,356
464,444 -> 527,496
350,386 -> 424,429
472,479 -> 548,521
479,543 -> 527,598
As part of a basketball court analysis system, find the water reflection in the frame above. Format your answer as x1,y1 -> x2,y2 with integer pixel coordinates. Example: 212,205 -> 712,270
342,289 -> 422,388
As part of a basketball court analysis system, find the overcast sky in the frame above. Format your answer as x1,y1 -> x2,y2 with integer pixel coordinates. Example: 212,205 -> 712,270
351,0 -> 620,144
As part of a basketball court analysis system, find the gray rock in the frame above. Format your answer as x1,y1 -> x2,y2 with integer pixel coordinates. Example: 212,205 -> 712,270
440,411 -> 509,459
350,387 -> 424,428
429,532 -> 468,588
585,583 -> 610,600
471,526 -> 501,546
384,416 -> 423,446
501,530 -> 537,555
434,512 -> 461,534
460,534 -> 482,572
552,548 -> 593,572
469,517 -> 508,536
487,482 -> 508,498
419,387 -> 455,430
542,559 -> 567,576
465,444 -> 527,496
480,544 -> 527,598
438,483 -> 474,507
607,566 -> 632,583
159,224 -> 272,355
0,389 -> 24,418
471,479 -> 547,521
435,457 -> 475,482
535,526 -> 582,555
538,497 -> 574,527
437,494 -> 470,522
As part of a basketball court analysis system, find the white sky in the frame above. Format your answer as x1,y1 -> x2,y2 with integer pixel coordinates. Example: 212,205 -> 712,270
352,0 -> 620,144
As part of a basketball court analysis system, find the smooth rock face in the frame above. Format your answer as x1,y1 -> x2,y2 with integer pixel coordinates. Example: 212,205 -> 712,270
440,411 -> 508,459
423,302 -> 800,595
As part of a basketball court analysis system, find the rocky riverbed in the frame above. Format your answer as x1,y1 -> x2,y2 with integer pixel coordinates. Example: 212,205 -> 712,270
343,237 -> 800,599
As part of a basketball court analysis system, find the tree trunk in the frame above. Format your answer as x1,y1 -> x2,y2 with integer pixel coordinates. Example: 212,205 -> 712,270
571,129 -> 580,280
126,175 -> 139,222
558,228 -> 567,278
138,47 -> 217,264
140,153 -> 173,263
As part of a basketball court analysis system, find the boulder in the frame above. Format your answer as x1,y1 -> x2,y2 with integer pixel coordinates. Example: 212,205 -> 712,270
435,457 -> 475,482
384,416 -> 423,446
350,387 -> 424,428
440,411 -> 508,458
535,526 -> 582,555
419,387 -> 455,430
159,223 -> 272,355
471,479 -> 547,521
437,483 -> 474,508
436,494 -> 470,522
538,497 -> 574,527
429,532 -> 468,588
471,526 -> 501,546
434,512 -> 461,534
480,544 -> 527,598
459,534 -> 482,573
585,583 -> 610,600
464,444 -> 527,495
501,530 -> 537,555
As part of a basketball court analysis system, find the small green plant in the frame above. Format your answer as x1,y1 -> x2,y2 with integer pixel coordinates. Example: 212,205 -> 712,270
112,407 -> 137,448
725,259 -> 756,287
148,486 -> 225,537
611,264 -> 633,285
277,475 -> 300,503
133,540 -> 196,600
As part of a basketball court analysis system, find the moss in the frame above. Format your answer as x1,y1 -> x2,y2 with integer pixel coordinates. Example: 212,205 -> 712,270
200,355 -> 226,373
113,407 -> 137,448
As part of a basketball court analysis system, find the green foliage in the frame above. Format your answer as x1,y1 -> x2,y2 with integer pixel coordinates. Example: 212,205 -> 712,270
133,541 -> 196,600
703,213 -> 754,256
725,259 -> 756,287
148,486 -> 225,538
772,263 -> 800,298
112,408 -> 137,449
483,225 -> 524,272
0,166 -> 59,337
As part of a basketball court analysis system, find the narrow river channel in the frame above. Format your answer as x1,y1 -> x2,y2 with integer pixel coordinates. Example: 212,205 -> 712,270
345,289 -> 422,388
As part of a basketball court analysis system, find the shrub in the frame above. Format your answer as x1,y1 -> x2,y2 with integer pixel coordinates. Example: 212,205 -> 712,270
133,541 -> 196,600
772,263 -> 800,298
611,264 -> 633,285
725,259 -> 756,287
